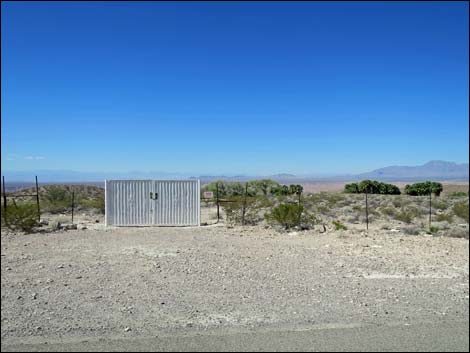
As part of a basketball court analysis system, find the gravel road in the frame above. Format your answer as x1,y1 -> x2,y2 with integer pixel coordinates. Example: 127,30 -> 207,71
1,224 -> 469,351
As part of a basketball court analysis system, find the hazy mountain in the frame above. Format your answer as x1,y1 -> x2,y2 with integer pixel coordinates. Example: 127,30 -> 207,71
356,160 -> 469,181
2,160 -> 468,185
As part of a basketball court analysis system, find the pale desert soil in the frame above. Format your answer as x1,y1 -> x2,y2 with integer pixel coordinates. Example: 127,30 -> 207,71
1,216 -> 469,347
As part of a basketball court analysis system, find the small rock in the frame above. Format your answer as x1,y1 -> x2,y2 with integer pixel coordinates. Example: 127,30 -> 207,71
32,293 -> 38,300
95,220 -> 100,223
57,265 -> 65,269
124,327 -> 131,332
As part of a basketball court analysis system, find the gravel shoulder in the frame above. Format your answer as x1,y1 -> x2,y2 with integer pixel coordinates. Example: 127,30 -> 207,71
1,223 -> 469,349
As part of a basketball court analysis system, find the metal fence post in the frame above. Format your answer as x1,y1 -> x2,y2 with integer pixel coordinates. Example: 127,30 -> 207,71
71,191 -> 75,225
298,190 -> 302,227
429,186 -> 432,230
216,182 -> 220,223
2,176 -> 7,212
35,176 -> 40,222
242,182 -> 248,225
365,187 -> 369,231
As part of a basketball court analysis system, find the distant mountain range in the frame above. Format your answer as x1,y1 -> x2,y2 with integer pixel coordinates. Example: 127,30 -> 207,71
2,160 -> 468,185
356,160 -> 469,181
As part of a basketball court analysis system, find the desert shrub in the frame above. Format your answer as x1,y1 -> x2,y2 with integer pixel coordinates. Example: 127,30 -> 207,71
381,207 -> 396,217
332,220 -> 347,230
344,183 -> 359,193
249,179 -> 281,196
42,186 -> 72,213
80,196 -> 105,214
402,226 -> 420,235
435,213 -> 453,223
404,181 -> 443,196
445,227 -> 469,239
203,179 -> 302,199
1,203 -> 39,232
428,226 -> 439,234
265,203 -> 316,229
432,200 -> 448,211
449,191 -> 468,198
453,202 -> 469,222
316,205 -> 331,215
221,196 -> 273,225
44,185 -> 68,202
344,180 -> 400,195
394,210 -> 414,224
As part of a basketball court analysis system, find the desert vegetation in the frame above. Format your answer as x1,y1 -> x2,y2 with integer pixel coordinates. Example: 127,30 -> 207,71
344,180 -> 401,195
404,181 -> 443,196
1,181 -> 468,238
201,179 -> 469,238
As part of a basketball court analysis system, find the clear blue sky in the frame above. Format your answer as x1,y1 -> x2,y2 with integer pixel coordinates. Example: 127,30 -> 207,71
1,1 -> 468,175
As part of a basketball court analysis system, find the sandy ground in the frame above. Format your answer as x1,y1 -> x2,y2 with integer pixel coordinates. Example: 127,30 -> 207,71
1,214 -> 469,350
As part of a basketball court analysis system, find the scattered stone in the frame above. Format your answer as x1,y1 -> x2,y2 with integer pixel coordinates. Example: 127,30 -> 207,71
64,224 -> 78,230
57,265 -> 65,269
95,220 -> 100,223
124,327 -> 131,332
32,293 -> 37,300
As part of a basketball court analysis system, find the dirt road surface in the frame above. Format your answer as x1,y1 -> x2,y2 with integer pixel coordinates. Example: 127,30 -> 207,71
1,224 -> 469,351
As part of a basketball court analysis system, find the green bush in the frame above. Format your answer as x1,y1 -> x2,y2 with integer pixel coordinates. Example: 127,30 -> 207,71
404,181 -> 443,196
435,213 -> 453,223
42,186 -> 72,213
453,202 -> 469,222
80,196 -> 105,214
431,200 -> 448,210
381,207 -> 397,217
221,196 -> 273,225
344,183 -> 359,193
449,191 -> 468,198
393,207 -> 421,224
344,180 -> 400,195
265,203 -> 304,229
429,226 -> 439,234
332,220 -> 347,230
1,203 -> 39,232
203,179 -> 289,198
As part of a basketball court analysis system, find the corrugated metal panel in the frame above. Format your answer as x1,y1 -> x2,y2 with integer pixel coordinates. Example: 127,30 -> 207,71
105,179 -> 200,226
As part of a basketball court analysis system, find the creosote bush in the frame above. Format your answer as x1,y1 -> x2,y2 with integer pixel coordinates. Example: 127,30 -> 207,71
265,203 -> 317,230
332,220 -> 347,230
1,203 -> 39,232
453,202 -> 469,223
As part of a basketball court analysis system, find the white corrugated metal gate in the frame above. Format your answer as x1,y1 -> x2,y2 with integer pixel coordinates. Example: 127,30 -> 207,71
105,180 -> 200,226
